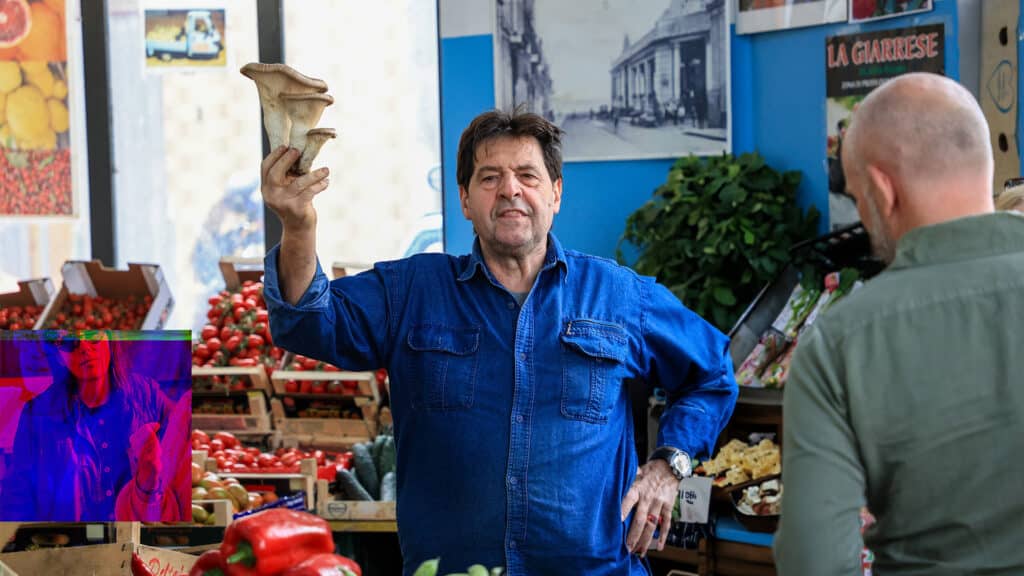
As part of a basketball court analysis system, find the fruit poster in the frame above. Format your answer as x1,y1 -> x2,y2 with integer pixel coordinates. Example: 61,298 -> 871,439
849,0 -> 933,24
143,7 -> 227,70
0,0 -> 72,216
736,0 -> 847,35
825,23 -> 944,229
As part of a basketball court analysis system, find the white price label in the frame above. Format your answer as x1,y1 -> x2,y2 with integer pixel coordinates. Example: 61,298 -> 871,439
677,476 -> 712,524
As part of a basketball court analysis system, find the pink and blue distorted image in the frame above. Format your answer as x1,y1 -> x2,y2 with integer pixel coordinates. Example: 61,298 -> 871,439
0,330 -> 191,522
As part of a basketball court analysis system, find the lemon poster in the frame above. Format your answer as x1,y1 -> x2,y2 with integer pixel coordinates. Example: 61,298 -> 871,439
0,0 -> 72,216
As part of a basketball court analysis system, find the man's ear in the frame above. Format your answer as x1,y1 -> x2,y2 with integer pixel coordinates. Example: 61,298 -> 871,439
551,178 -> 563,214
460,186 -> 471,219
865,163 -> 897,219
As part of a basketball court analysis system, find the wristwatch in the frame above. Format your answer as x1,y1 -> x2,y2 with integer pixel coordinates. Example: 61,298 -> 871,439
649,446 -> 692,480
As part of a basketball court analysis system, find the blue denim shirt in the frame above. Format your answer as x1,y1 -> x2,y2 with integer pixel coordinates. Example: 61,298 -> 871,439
264,234 -> 737,576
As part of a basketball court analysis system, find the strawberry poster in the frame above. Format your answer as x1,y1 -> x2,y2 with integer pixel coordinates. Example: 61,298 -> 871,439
0,0 -> 72,216
825,23 -> 944,229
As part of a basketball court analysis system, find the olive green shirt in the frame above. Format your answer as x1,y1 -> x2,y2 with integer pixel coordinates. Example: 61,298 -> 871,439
774,212 -> 1024,575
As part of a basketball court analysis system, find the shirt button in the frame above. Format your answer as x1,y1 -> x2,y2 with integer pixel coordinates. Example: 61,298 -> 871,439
99,419 -> 104,425
106,490 -> 112,497
101,442 -> 108,449
516,415 -> 523,423
509,476 -> 517,485
509,540 -> 517,549
104,466 -> 110,473
519,353 -> 526,361
507,301 -> 515,310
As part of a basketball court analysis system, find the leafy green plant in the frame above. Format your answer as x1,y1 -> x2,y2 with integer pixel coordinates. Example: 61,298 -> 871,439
618,152 -> 819,332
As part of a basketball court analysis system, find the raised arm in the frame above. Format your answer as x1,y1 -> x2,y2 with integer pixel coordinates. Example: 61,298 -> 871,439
260,146 -> 331,304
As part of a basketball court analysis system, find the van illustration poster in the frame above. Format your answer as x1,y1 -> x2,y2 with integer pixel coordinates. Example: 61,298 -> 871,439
143,7 -> 226,69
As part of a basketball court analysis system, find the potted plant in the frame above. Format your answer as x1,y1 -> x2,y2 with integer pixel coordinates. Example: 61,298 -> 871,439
618,152 -> 819,332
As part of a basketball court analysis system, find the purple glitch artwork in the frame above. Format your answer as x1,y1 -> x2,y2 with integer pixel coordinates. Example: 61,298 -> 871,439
0,330 -> 191,522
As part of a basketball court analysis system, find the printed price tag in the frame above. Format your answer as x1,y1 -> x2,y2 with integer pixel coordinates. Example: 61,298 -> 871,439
677,476 -> 712,524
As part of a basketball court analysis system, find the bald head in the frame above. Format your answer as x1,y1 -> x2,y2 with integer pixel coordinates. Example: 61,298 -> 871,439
842,74 -> 995,254
845,73 -> 992,188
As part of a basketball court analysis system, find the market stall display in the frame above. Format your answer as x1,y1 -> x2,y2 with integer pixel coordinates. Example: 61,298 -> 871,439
0,277 -> 52,330
34,261 -> 173,330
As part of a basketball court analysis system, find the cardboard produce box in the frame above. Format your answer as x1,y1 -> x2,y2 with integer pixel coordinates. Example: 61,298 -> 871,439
0,278 -> 54,308
35,260 -> 173,330
0,542 -> 196,576
218,256 -> 264,290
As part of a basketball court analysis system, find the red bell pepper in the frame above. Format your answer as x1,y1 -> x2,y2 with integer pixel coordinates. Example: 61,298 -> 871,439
189,549 -> 227,576
279,553 -> 361,576
131,553 -> 156,576
221,509 -> 335,576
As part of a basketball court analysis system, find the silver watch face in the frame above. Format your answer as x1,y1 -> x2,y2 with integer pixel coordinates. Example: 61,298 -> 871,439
670,452 -> 691,478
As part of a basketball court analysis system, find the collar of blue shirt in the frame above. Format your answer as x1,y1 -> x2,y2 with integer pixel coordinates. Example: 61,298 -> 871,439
456,232 -> 569,284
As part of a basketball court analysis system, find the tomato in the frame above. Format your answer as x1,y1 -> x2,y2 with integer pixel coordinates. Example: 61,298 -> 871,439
213,432 -> 239,449
301,357 -> 318,370
256,310 -> 269,323
200,324 -> 218,340
299,381 -> 312,394
285,380 -> 299,393
209,439 -> 225,453
246,334 -> 264,349
311,381 -> 327,394
194,344 -> 210,360
225,336 -> 241,352
192,430 -> 210,445
206,337 -> 222,353
220,326 -> 233,341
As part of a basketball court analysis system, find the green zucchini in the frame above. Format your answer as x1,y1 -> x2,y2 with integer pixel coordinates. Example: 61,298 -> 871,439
335,468 -> 372,501
352,442 -> 380,499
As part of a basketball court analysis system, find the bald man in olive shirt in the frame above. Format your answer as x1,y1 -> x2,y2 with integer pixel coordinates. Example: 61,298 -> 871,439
774,73 -> 1024,575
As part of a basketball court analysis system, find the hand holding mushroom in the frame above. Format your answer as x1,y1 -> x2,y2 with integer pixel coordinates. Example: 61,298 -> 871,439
241,62 -> 337,175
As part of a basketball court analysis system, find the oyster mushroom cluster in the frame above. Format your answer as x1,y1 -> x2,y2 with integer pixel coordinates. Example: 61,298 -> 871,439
241,62 -> 337,175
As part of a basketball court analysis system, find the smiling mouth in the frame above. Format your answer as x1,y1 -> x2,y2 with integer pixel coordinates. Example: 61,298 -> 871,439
498,210 -> 528,218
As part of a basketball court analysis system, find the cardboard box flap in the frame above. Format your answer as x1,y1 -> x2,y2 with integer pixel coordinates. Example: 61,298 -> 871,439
0,542 -> 195,576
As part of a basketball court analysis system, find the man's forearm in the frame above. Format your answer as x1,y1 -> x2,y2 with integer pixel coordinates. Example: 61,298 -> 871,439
279,223 -> 318,305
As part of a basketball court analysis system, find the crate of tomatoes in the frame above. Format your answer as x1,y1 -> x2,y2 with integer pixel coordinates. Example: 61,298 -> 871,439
0,277 -> 54,330
36,260 -> 173,330
193,258 -> 281,380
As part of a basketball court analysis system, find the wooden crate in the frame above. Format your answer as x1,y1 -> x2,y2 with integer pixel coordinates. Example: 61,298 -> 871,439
34,260 -> 173,330
217,458 -> 317,510
270,398 -> 376,446
191,499 -> 234,526
0,542 -> 196,576
271,369 -> 378,400
314,478 -> 396,521
192,365 -> 270,394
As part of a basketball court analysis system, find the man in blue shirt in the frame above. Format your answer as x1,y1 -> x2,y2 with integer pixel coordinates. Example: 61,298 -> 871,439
261,110 -> 738,575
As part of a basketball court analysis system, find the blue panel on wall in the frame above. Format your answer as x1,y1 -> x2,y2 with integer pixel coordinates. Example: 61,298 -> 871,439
440,34 -> 495,256
441,0 -> 960,256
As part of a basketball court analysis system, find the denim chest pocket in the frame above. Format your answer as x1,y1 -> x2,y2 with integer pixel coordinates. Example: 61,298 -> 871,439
560,319 -> 628,424
406,324 -> 480,411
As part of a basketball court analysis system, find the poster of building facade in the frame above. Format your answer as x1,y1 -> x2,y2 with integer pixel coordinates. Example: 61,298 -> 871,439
493,0 -> 729,162
825,23 -> 944,229
736,0 -> 847,35
849,0 -> 933,24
